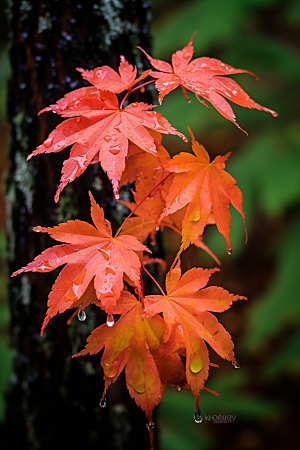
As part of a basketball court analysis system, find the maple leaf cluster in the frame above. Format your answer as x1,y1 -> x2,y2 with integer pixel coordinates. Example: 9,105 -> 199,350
12,33 -> 276,449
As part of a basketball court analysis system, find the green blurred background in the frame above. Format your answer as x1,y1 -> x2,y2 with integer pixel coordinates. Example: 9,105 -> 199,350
0,0 -> 300,449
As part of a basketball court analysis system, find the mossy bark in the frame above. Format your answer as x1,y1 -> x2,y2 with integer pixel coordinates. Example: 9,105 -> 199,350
3,1 -> 155,449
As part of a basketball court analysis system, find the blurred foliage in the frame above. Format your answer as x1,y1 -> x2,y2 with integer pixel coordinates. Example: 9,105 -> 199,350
151,0 -> 300,449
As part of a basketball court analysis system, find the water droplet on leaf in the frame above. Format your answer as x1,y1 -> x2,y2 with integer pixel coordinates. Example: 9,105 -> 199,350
183,52 -> 191,59
139,119 -> 144,124
43,137 -> 53,148
75,117 -> 81,123
77,310 -> 86,321
109,148 -> 121,155
232,363 -> 240,369
228,248 -> 232,255
106,314 -> 114,327
104,135 -> 111,142
183,137 -> 188,143
131,102 -> 138,107
190,354 -> 204,374
115,193 -> 120,200
194,409 -> 203,423
155,226 -> 159,231
147,111 -> 155,118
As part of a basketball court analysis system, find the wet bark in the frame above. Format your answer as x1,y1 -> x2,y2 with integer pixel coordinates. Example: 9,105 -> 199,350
2,1 -> 155,449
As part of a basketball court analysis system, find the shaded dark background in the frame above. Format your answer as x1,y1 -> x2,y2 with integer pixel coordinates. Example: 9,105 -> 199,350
1,0 -> 300,449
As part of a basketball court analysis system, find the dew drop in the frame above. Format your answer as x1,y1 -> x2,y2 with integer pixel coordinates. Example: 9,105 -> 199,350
190,355 -> 204,374
155,226 -> 159,231
228,248 -> 232,255
177,386 -> 181,392
106,314 -> 114,327
187,99 -> 191,104
194,408 -> 203,424
183,137 -> 188,143
147,111 -> 155,118
115,193 -> 120,200
99,397 -> 106,408
109,148 -> 121,155
77,310 -> 86,321
75,117 -> 81,123
139,119 -> 144,124
104,135 -> 111,142
232,363 -> 240,369
43,136 -> 53,148
183,52 -> 191,59
131,102 -> 138,107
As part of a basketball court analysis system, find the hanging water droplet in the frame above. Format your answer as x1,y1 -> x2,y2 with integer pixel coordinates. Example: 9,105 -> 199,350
106,314 -> 114,327
104,135 -> 111,142
115,193 -> 120,200
77,310 -> 86,321
43,136 -> 53,148
75,117 -> 81,123
228,248 -> 232,255
194,409 -> 203,423
232,363 -> 240,369
177,386 -> 181,392
183,137 -> 188,143
99,397 -> 106,408
155,226 -> 159,231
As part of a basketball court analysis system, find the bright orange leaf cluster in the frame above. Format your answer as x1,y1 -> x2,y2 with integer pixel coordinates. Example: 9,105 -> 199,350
12,33 -> 277,449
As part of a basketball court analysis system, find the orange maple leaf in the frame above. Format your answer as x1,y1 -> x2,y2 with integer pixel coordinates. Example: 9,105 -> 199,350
144,262 -> 245,408
156,128 -> 247,253
73,291 -> 185,439
138,32 -> 277,131
11,193 -> 149,335
30,86 -> 186,202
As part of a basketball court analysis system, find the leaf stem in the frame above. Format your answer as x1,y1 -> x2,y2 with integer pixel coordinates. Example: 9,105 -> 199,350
115,173 -> 171,238
142,265 -> 166,296
119,79 -> 156,109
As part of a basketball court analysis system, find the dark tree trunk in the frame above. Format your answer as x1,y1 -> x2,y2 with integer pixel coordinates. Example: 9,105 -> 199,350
2,1 -> 155,449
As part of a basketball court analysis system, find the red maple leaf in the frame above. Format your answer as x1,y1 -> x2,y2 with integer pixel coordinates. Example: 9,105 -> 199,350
156,128 -> 247,253
30,86 -> 187,202
138,32 -> 277,131
11,193 -> 149,334
77,55 -> 151,93
144,262 -> 245,408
